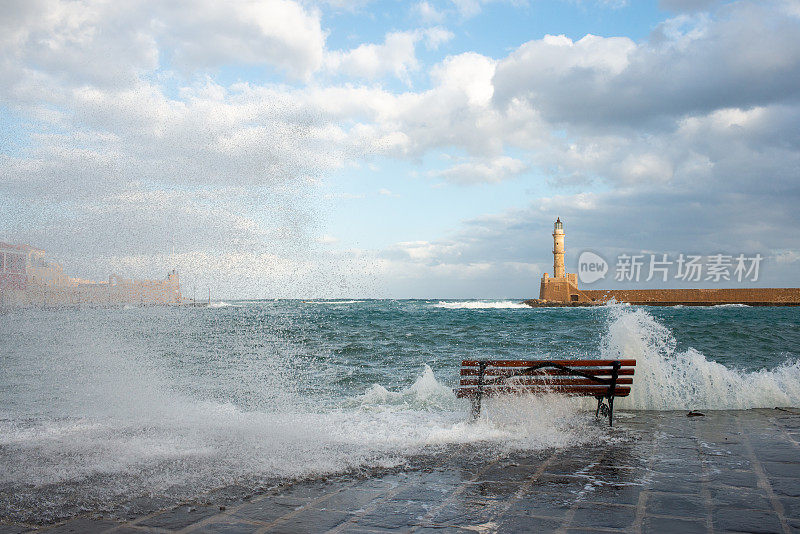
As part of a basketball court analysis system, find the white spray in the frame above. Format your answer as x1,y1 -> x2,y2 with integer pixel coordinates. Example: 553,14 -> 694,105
603,305 -> 800,410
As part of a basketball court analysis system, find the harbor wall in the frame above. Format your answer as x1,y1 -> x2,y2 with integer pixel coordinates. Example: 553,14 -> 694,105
580,287 -> 800,306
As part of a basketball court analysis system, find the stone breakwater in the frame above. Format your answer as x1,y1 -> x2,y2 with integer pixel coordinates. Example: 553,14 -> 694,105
528,287 -> 800,307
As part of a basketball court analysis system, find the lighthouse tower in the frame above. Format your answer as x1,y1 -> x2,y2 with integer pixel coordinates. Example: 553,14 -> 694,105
539,217 -> 589,303
553,217 -> 565,278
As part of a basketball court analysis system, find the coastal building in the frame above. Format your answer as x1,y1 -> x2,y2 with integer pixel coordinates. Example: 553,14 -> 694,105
0,242 -> 182,307
532,220 -> 800,306
538,218 -> 593,304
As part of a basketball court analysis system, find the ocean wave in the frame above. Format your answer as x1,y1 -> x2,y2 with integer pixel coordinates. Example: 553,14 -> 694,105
434,300 -> 530,309
4,300 -> 797,524
672,303 -> 750,309
348,365 -> 601,448
206,301 -> 239,308
303,300 -> 365,305
602,304 -> 800,410
353,365 -> 457,411
0,363 -> 601,523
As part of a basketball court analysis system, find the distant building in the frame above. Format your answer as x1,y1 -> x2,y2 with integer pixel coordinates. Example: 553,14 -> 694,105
0,242 -> 181,307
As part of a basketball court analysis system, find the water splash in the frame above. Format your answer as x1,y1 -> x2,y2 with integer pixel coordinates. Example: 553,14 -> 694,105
603,304 -> 800,410
207,301 -> 239,308
303,300 -> 366,305
352,365 -> 602,449
3,301 -> 797,524
434,300 -> 530,309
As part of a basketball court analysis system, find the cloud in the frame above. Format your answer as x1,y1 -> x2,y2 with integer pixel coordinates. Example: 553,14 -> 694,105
159,0 -> 325,79
324,28 -> 453,81
493,3 -> 800,127
325,31 -> 421,81
317,234 -> 340,244
435,156 -> 527,185
451,0 -> 483,18
414,1 -> 446,23
450,0 -> 530,19
422,27 -> 455,50
367,177 -> 800,295
659,0 -> 722,12
431,52 -> 496,105
324,192 -> 366,200
3,0 -> 800,296
0,0 -> 325,100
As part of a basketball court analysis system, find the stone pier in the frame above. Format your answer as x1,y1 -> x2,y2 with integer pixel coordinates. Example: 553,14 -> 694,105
4,409 -> 800,533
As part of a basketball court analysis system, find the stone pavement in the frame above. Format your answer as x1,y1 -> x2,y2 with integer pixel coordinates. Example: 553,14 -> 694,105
3,409 -> 800,533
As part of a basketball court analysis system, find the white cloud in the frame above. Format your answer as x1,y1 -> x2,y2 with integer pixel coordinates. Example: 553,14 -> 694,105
0,0 -> 326,100
450,0 -> 531,20
598,0 -> 629,8
317,234 -> 340,244
422,27 -> 455,50
435,156 -> 527,185
414,1 -> 446,23
492,33 -> 636,112
451,0 -> 483,18
161,0 -> 326,79
324,192 -> 366,200
430,52 -> 495,105
494,3 -> 800,126
616,153 -> 674,184
3,0 -> 800,295
659,0 -> 721,12
323,27 -> 453,81
381,240 -> 462,262
325,31 -> 420,81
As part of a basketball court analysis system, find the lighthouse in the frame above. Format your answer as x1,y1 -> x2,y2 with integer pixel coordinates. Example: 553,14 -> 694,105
553,217 -> 565,278
539,217 -> 588,304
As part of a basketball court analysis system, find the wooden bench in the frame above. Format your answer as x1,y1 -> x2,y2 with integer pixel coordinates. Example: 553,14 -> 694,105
456,359 -> 636,426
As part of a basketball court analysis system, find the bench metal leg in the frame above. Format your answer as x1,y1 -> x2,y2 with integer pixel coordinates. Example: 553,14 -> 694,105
470,361 -> 487,422
608,360 -> 620,427
595,396 -> 603,419
470,395 -> 481,420
608,396 -> 615,427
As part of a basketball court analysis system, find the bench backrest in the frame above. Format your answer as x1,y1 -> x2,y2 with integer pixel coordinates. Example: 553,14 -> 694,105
457,359 -> 636,398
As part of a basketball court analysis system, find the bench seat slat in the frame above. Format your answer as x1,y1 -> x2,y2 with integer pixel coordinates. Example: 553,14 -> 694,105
459,377 -> 633,386
461,359 -> 636,367
456,385 -> 631,397
460,368 -> 635,377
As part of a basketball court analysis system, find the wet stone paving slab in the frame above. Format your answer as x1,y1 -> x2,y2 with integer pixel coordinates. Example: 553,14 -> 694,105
3,409 -> 800,533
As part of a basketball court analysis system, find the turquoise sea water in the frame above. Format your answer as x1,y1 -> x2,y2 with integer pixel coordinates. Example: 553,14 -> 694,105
1,301 -> 799,522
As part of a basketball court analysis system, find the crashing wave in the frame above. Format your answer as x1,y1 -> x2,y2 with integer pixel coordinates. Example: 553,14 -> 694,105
434,300 -> 530,309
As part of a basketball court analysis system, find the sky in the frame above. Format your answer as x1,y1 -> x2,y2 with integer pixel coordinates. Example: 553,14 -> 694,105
1,0 -> 799,298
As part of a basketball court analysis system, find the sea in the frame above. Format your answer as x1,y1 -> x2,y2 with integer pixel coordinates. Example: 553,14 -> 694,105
2,300 -> 799,524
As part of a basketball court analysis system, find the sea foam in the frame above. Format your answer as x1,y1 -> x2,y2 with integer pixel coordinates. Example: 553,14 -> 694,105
2,302 -> 798,524
434,300 -> 530,309
602,304 -> 800,410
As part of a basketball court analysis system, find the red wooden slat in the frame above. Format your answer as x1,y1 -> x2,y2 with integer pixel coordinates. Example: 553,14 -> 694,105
456,385 -> 631,398
460,368 -> 635,377
459,377 -> 633,386
461,359 -> 636,367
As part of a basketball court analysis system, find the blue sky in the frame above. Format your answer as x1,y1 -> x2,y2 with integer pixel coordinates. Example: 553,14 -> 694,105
2,0 -> 799,298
